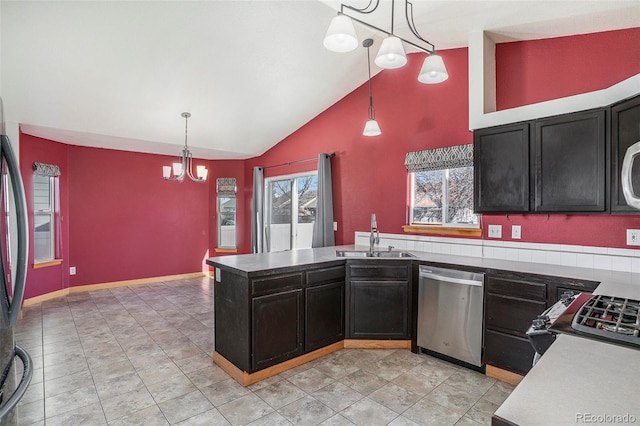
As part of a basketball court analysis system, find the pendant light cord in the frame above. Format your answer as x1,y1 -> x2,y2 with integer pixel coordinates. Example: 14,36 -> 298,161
367,45 -> 375,120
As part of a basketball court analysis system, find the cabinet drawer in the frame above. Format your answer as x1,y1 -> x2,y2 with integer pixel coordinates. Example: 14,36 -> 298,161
485,294 -> 546,335
251,273 -> 303,295
306,265 -> 345,286
349,264 -> 408,280
486,277 -> 546,302
484,329 -> 536,374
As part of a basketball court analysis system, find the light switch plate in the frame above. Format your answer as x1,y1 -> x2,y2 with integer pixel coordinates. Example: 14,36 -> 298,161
512,225 -> 521,239
488,225 -> 502,238
333,221 -> 338,231
69,266 -> 76,275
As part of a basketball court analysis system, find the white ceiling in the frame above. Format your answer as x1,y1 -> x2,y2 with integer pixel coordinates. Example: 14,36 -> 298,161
1,0 -> 638,160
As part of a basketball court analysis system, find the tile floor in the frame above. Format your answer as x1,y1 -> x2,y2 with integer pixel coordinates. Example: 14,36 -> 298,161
14,277 -> 514,426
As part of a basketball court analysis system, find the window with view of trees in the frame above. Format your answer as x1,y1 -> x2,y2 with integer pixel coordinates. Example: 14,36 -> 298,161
410,166 -> 478,227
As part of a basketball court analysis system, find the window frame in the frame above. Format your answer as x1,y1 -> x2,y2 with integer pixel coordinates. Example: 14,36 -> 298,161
217,194 -> 237,249
33,174 -> 55,264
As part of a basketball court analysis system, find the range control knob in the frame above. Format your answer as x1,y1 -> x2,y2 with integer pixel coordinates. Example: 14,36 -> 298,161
561,291 -> 577,306
532,315 -> 550,330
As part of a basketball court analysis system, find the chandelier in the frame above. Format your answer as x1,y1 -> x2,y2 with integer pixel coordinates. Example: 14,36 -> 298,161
323,0 -> 449,84
162,112 -> 208,183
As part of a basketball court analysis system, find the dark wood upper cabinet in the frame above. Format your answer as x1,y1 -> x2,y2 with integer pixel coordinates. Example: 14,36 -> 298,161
474,123 -> 530,213
533,109 -> 607,212
611,95 -> 640,213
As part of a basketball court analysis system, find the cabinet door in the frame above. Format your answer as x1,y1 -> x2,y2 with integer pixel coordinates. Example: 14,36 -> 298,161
484,329 -> 536,374
305,281 -> 345,352
350,281 -> 408,339
474,123 -> 530,213
611,95 -> 640,213
534,109 -> 607,212
252,289 -> 303,371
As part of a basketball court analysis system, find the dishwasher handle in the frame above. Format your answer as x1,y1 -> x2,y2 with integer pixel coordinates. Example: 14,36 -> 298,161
419,266 -> 484,287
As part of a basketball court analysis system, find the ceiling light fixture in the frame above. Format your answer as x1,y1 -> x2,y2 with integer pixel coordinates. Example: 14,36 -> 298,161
323,0 -> 448,84
162,112 -> 208,183
362,38 -> 381,137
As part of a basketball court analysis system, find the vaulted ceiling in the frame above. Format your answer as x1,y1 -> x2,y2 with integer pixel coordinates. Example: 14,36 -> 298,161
1,0 -> 638,159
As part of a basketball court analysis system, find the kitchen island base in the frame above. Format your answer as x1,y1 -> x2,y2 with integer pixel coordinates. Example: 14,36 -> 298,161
214,339 -> 411,386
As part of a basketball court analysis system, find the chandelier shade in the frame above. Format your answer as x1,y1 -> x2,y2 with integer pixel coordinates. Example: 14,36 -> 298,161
418,53 -> 449,84
323,14 -> 358,52
374,36 -> 407,69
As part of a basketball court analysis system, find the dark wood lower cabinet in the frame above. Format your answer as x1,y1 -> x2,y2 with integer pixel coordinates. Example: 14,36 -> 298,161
484,329 -> 536,374
251,289 -> 304,371
350,280 -> 409,339
305,281 -> 344,352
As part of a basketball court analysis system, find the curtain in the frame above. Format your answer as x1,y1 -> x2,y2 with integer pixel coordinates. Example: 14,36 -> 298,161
404,144 -> 473,172
250,167 -> 264,253
33,162 -> 61,176
312,153 -> 335,248
216,177 -> 237,196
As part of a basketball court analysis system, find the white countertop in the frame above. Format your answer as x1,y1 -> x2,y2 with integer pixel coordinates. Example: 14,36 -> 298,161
494,334 -> 640,425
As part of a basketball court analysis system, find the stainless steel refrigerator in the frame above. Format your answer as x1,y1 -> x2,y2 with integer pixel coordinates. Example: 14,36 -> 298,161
0,98 -> 32,426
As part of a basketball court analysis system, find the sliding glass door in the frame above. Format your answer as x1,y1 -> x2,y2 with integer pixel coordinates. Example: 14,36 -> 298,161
265,173 -> 318,252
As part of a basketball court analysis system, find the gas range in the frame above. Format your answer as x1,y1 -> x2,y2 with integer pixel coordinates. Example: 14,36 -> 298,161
548,293 -> 640,350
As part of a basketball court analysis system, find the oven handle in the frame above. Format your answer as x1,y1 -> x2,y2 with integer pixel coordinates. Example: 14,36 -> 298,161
621,140 -> 640,210
0,346 -> 33,421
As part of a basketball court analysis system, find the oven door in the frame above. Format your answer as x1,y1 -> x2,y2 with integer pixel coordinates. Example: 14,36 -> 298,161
621,140 -> 640,210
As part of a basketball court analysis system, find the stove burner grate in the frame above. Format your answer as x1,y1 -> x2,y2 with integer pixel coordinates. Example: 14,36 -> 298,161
571,295 -> 640,346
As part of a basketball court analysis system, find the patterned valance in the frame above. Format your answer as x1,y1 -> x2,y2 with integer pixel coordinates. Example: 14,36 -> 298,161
404,144 -> 473,172
33,162 -> 60,177
216,177 -> 237,197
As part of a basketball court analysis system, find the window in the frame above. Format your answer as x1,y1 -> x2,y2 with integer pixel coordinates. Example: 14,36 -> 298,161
410,166 -> 478,227
405,144 -> 479,232
216,177 -> 237,249
265,173 -> 318,252
34,174 -> 55,262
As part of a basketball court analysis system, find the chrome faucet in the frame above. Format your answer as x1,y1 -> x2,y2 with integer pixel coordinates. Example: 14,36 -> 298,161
369,213 -> 380,254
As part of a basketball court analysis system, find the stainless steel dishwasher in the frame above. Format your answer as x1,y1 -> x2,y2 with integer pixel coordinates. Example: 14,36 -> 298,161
417,265 -> 484,368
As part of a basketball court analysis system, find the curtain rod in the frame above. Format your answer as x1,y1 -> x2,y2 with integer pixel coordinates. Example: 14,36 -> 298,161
262,152 -> 335,170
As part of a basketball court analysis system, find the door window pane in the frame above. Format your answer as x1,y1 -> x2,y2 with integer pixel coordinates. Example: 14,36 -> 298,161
267,179 -> 292,251
295,175 -> 318,249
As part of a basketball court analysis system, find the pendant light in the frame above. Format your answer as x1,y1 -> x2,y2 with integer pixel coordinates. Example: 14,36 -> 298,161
363,39 -> 381,137
162,112 -> 208,183
324,0 -> 448,84
418,53 -> 449,84
323,14 -> 358,52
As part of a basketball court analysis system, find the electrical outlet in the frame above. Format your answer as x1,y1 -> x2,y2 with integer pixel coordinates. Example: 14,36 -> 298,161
488,225 -> 502,238
512,225 -> 521,239
333,221 -> 338,231
627,229 -> 640,246
70,266 -> 76,275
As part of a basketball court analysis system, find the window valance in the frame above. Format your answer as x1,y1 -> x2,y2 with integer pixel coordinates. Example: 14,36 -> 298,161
216,177 -> 237,197
33,162 -> 61,177
404,144 -> 473,172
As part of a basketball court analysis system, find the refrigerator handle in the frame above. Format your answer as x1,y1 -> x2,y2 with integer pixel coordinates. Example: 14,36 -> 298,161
0,135 -> 29,326
0,346 -> 33,420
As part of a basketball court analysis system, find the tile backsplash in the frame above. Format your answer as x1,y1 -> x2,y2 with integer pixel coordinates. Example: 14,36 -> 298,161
354,232 -> 640,274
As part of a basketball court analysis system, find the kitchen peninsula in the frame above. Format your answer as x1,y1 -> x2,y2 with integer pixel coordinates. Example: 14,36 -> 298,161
205,244 -> 615,385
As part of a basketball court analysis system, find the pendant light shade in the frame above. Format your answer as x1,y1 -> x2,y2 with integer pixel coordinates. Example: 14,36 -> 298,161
363,119 -> 381,137
418,53 -> 449,84
323,15 -> 358,52
374,36 -> 407,69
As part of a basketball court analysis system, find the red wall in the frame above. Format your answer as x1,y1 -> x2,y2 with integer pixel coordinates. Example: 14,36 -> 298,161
67,146 -> 210,286
19,133 -> 70,299
496,28 -> 640,110
244,48 -> 471,246
241,28 -> 640,251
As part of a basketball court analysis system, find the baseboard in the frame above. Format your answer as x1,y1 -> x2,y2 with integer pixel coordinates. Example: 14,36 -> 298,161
343,339 -> 411,349
485,365 -> 524,386
22,272 -> 206,306
214,339 -> 413,386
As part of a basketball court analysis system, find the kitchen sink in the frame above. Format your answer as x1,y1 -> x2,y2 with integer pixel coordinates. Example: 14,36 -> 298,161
335,250 -> 416,258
